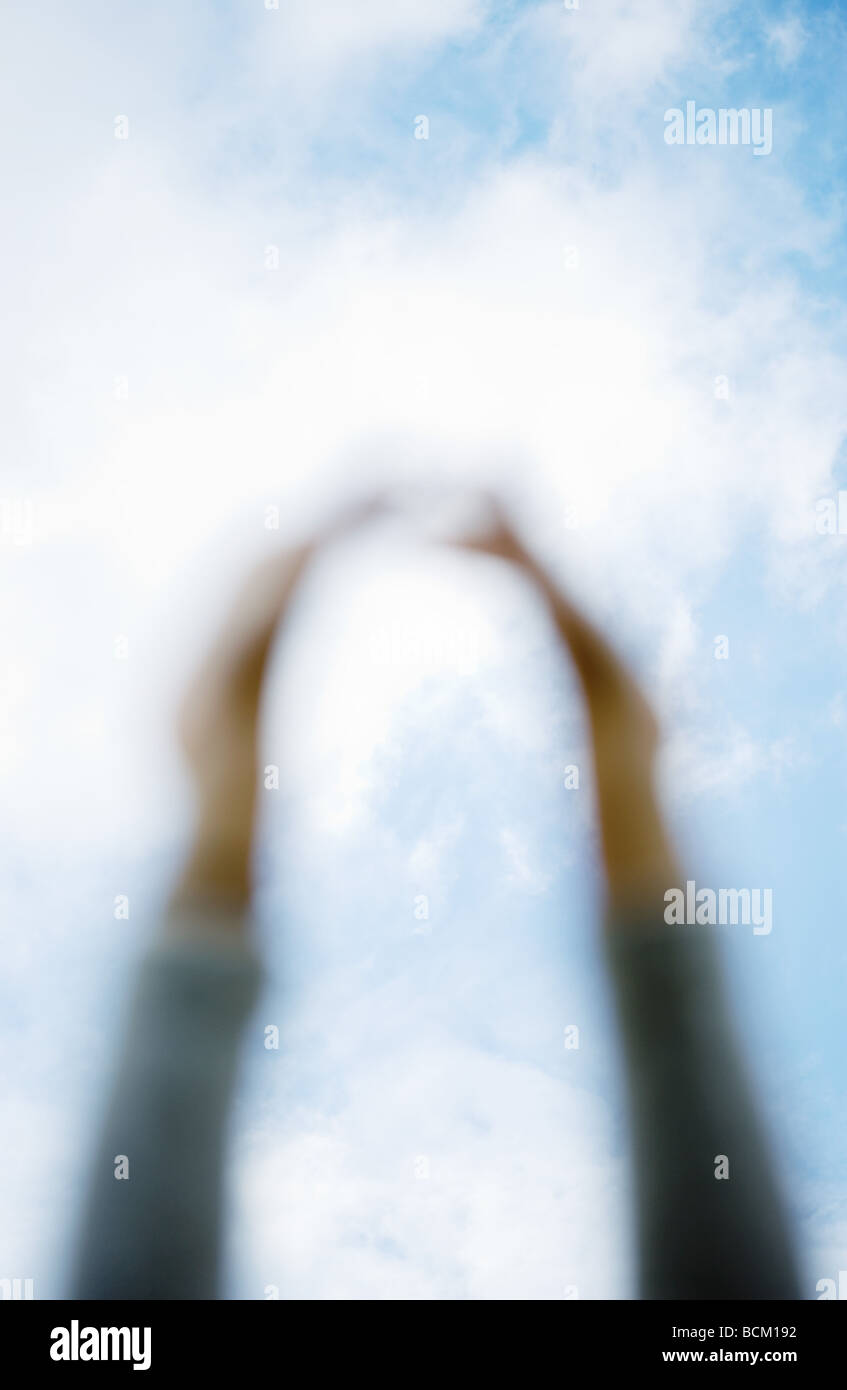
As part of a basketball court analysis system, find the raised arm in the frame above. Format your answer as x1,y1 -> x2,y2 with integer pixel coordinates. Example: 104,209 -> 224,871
454,505 -> 799,1300
72,499 -> 382,1299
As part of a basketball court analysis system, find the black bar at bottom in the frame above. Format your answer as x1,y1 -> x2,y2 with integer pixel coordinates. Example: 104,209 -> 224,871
1,1298 -> 845,1376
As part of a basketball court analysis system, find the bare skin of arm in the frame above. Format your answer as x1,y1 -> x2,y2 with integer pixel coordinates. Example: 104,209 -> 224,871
173,497 -> 385,919
73,498 -> 385,1299
453,503 -> 799,1300
453,508 -> 681,925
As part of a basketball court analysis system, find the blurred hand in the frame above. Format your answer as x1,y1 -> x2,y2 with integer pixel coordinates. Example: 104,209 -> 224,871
174,496 -> 385,914
451,499 -> 679,923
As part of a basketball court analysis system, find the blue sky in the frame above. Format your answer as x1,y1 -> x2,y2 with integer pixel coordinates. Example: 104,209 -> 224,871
2,0 -> 847,1298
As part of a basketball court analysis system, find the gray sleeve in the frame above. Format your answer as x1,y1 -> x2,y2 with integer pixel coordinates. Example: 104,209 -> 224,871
606,922 -> 799,1300
71,908 -> 263,1300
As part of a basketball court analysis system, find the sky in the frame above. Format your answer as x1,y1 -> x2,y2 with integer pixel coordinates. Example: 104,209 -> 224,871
2,0 -> 847,1299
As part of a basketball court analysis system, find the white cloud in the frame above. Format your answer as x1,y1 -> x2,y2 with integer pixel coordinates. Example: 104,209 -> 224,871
765,14 -> 809,67
236,1041 -> 625,1299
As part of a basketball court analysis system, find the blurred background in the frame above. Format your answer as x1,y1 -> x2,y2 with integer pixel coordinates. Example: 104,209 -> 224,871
1,0 -> 847,1298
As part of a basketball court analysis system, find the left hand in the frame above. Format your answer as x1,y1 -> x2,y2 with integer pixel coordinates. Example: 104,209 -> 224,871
174,497 -> 385,911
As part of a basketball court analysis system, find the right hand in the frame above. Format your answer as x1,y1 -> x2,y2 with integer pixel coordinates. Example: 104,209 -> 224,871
450,500 -> 679,922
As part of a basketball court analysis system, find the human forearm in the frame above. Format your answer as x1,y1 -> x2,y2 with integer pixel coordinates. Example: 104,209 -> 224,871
71,912 -> 262,1299
607,921 -> 799,1299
